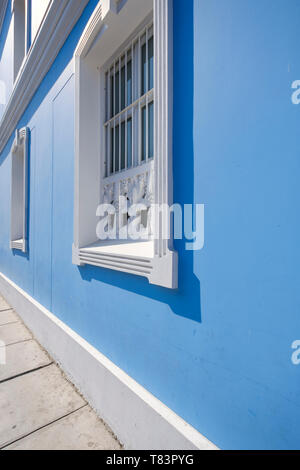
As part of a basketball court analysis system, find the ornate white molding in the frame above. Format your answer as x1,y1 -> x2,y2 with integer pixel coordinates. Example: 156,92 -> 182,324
73,0 -> 177,289
10,126 -> 29,253
102,163 -> 154,237
0,0 -> 89,154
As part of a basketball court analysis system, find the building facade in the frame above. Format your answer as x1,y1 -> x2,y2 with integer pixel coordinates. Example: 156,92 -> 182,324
0,0 -> 300,450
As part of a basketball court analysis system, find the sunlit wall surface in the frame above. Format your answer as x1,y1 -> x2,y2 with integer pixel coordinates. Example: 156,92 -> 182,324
0,0 -> 300,450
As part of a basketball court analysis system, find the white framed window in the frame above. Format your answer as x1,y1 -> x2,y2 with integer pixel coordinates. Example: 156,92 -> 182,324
101,21 -> 154,241
12,0 -> 28,82
103,22 -> 154,177
10,127 -> 29,253
30,0 -> 51,44
73,0 -> 177,289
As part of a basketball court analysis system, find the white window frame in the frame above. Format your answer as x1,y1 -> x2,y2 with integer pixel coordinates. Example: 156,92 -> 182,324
10,127 -> 29,253
73,0 -> 177,289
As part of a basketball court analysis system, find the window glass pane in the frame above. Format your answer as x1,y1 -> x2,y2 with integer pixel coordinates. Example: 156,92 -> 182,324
148,36 -> 154,91
142,37 -> 154,96
127,60 -> 132,105
127,118 -> 132,168
115,125 -> 120,172
110,75 -> 114,119
115,71 -> 120,115
148,102 -> 154,159
121,121 -> 126,170
121,66 -> 125,111
105,127 -> 108,177
31,0 -> 50,44
141,43 -> 147,96
110,128 -> 114,174
13,0 -> 26,81
142,106 -> 147,161
105,25 -> 153,175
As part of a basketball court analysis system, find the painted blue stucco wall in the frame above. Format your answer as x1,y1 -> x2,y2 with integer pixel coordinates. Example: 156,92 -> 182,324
0,0 -> 300,450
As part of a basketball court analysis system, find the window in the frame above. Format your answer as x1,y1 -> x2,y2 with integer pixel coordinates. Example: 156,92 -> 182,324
12,0 -> 27,82
73,0 -> 177,288
104,23 -> 154,177
30,0 -> 50,44
10,127 -> 29,253
12,0 -> 51,82
101,22 -> 154,240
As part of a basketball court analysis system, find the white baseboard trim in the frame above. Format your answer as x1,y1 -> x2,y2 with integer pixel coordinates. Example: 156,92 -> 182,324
0,271 -> 218,450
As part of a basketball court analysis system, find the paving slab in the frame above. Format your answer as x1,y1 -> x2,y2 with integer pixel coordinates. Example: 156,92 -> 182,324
4,406 -> 122,450
0,364 -> 86,448
0,309 -> 18,326
0,322 -> 32,346
0,340 -> 52,382
0,297 -> 10,312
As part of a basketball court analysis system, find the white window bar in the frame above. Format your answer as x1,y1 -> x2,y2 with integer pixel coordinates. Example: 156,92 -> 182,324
125,49 -> 128,171
146,27 -> 149,163
113,61 -> 116,174
131,40 -> 134,169
119,56 -> 121,172
138,34 -> 141,166
108,69 -> 111,177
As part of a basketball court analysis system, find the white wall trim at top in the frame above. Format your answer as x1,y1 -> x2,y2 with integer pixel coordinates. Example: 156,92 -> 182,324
0,271 -> 218,450
0,0 -> 8,35
0,0 -> 90,155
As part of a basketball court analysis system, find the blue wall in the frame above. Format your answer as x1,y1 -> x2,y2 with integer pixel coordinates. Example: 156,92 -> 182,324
0,0 -> 300,450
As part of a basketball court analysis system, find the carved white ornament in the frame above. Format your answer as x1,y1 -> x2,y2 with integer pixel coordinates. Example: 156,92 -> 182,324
102,166 -> 154,236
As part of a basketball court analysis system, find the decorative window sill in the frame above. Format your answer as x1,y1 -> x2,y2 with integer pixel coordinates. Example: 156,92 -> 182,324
80,239 -> 154,258
75,241 -> 153,276
73,242 -> 177,289
10,238 -> 26,252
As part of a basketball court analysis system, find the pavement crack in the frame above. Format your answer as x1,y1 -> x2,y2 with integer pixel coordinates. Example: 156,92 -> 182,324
0,321 -> 19,327
0,363 -> 54,385
0,405 -> 88,450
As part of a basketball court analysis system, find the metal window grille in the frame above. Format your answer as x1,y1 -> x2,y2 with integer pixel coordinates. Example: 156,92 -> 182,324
103,22 -> 154,178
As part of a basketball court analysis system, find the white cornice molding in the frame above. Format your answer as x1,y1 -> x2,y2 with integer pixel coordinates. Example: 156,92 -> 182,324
0,0 -> 90,154
0,0 -> 8,34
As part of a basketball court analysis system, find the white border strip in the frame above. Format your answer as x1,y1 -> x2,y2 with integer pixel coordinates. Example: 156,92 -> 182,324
0,271 -> 217,450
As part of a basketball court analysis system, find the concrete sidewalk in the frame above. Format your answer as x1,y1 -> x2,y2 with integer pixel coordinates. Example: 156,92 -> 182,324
0,295 -> 122,450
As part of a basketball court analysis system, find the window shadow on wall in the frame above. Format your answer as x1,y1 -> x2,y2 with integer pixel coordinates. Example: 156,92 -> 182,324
79,1 -> 201,323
